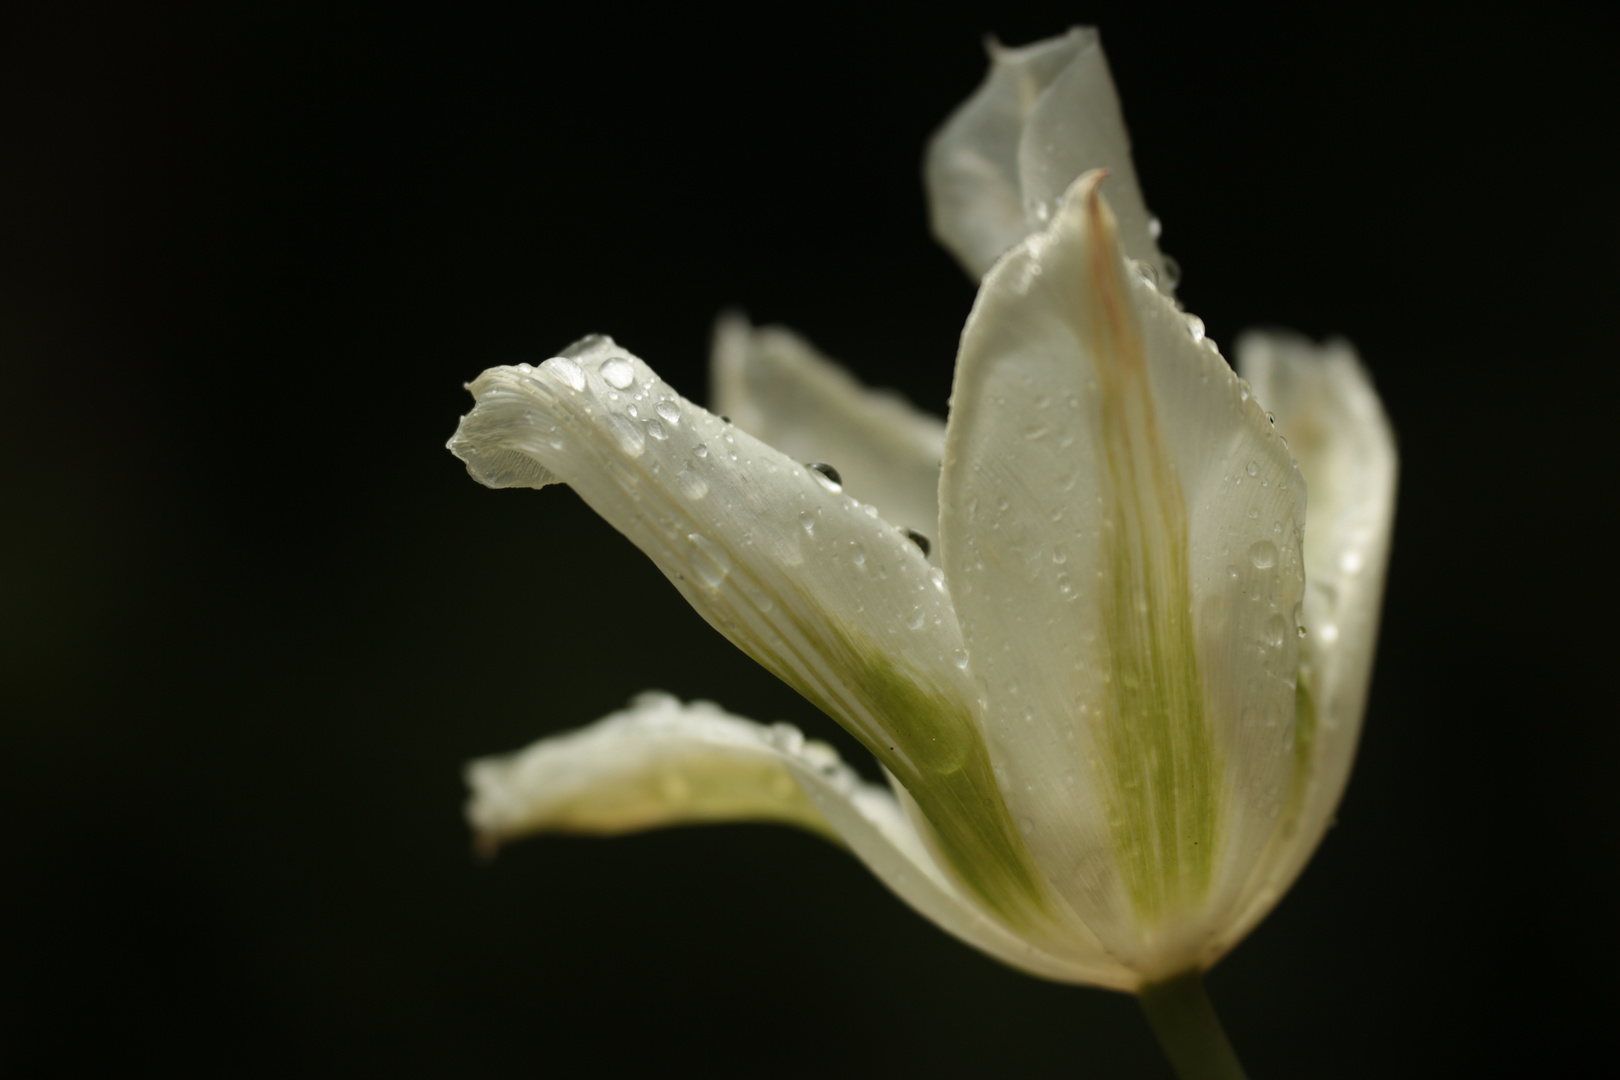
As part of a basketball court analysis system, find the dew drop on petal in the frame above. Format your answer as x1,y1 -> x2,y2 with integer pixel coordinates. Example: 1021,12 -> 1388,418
806,462 -> 842,491
904,529 -> 931,557
693,443 -> 708,459
655,399 -> 680,424
769,722 -> 804,754
676,465 -> 708,500
603,413 -> 645,457
1161,254 -> 1182,290
1245,460 -> 1259,477
600,357 -> 635,389
1184,314 -> 1205,343
952,649 -> 970,671
1265,614 -> 1288,648
645,418 -> 669,441
798,511 -> 816,535
1249,540 -> 1278,569
687,533 -> 731,588
541,356 -> 586,391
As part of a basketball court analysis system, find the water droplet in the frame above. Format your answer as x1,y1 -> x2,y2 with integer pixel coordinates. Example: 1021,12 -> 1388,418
928,567 -> 947,592
1297,624 -> 1308,638
769,722 -> 804,754
645,418 -> 669,440
541,356 -> 586,391
1249,540 -> 1278,568
1018,816 -> 1035,835
1238,379 -> 1252,402
907,608 -> 926,630
798,511 -> 816,535
687,533 -> 731,588
1052,544 -> 1067,564
1057,572 -> 1075,599
995,497 -> 1010,512
952,649 -> 970,670
1264,614 -> 1288,647
1023,424 -> 1049,440
655,399 -> 680,424
806,462 -> 842,491
1184,314 -> 1205,343
1161,255 -> 1182,289
600,356 -> 635,389
603,413 -> 645,456
1245,460 -> 1259,477
904,529 -> 931,557
849,542 -> 867,569
676,465 -> 708,499
1135,260 -> 1160,288
1148,215 -> 1163,239
693,443 -> 708,459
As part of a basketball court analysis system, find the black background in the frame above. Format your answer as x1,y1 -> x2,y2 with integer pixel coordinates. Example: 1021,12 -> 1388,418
3,5 -> 1611,1077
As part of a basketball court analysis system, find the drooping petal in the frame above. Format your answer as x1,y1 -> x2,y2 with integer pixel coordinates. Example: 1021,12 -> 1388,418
468,692 -> 1133,988
447,336 -> 1057,937
710,314 -> 945,540
1212,332 -> 1397,957
924,28 -> 1166,284
938,172 -> 1307,977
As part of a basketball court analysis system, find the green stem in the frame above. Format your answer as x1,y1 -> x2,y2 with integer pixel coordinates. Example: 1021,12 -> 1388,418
1137,970 -> 1249,1080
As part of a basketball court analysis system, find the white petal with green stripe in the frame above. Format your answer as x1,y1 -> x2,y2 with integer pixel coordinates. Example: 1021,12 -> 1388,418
447,336 -> 1072,950
711,314 -> 945,540
468,692 -> 1134,987
924,27 -> 1166,285
939,172 -> 1306,978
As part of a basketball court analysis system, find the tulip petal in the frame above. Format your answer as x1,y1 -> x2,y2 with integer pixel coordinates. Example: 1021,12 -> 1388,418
1214,333 -> 1397,956
938,173 -> 1307,974
468,692 -> 1133,988
924,28 -> 1166,284
711,314 -> 946,540
447,337 -> 1057,936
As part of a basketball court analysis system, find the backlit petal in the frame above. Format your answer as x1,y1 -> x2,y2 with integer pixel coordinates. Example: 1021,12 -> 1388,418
924,28 -> 1165,284
939,173 -> 1306,977
1213,332 -> 1397,956
468,692 -> 1132,987
711,314 -> 945,539
448,336 -> 1055,935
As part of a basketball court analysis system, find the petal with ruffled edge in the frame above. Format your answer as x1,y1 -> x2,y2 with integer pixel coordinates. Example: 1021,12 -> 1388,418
924,27 -> 1166,285
939,172 -> 1307,978
468,692 -> 1133,988
447,336 -> 1065,941
1212,333 -> 1397,958
711,314 -> 945,540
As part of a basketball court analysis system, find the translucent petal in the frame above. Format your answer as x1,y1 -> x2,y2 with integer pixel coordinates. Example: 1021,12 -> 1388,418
924,27 -> 1165,284
711,314 -> 945,539
1212,332 -> 1397,957
468,692 -> 1133,987
938,173 -> 1306,977
447,336 -> 1057,937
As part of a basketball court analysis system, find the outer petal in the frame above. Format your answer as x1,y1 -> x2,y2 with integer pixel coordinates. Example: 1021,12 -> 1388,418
1214,332 -> 1397,956
711,314 -> 946,540
924,28 -> 1166,285
447,336 -> 1059,939
468,692 -> 1132,988
938,173 -> 1307,978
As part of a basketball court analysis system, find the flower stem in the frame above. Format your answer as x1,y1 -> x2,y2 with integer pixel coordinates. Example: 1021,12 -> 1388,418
1137,970 -> 1249,1080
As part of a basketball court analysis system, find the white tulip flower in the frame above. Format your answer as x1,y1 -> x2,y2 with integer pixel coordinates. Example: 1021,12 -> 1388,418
448,28 -> 1394,1079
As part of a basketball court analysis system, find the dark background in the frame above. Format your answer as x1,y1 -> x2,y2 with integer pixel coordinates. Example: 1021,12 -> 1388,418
2,5 -> 1610,1077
